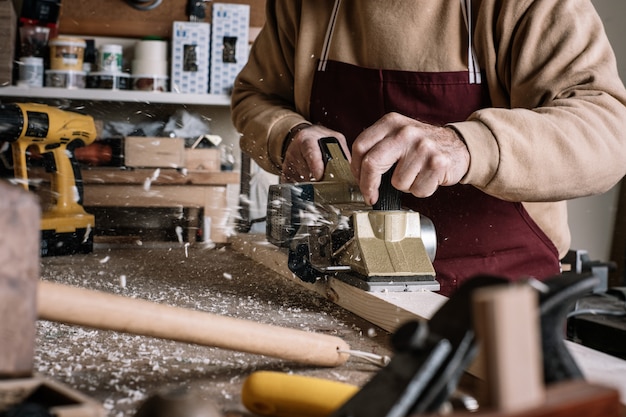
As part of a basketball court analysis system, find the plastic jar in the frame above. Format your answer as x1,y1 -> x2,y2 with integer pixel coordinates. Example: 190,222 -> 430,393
18,56 -> 44,87
49,37 -> 86,71
99,44 -> 124,72
86,71 -> 130,90
131,74 -> 168,92
45,70 -> 86,89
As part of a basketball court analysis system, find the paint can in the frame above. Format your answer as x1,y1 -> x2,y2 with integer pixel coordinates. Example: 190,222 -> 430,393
49,37 -> 86,71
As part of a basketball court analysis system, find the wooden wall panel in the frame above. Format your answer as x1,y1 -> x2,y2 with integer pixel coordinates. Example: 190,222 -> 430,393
58,0 -> 265,38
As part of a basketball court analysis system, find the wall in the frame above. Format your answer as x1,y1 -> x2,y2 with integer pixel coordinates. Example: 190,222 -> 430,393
11,0 -> 265,38
567,0 -> 626,262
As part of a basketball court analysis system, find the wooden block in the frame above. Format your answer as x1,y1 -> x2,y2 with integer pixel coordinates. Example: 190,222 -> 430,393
185,148 -> 220,172
0,181 -> 40,378
124,137 -> 185,169
447,381 -> 621,417
472,284 -> 545,412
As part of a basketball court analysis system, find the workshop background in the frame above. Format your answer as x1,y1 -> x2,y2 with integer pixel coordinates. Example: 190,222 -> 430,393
1,1 -> 626,416
1,0 -> 625,267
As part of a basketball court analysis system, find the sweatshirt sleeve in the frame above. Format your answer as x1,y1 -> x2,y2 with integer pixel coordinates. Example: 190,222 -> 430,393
449,0 -> 626,202
231,0 -> 309,175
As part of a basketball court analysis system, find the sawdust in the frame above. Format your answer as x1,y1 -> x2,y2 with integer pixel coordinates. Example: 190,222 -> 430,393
35,243 -> 391,417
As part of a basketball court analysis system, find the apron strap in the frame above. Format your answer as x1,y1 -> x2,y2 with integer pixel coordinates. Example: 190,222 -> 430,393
460,0 -> 482,84
318,0 -> 343,72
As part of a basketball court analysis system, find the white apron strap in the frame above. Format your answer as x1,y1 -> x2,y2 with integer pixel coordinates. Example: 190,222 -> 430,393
318,0 -> 343,72
460,0 -> 482,84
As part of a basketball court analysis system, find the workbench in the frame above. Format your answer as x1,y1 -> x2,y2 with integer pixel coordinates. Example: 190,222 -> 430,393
33,243 -> 390,417
80,168 -> 240,244
29,236 -> 625,417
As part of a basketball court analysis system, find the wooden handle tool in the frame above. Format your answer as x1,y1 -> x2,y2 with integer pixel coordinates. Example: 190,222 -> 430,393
37,281 -> 350,367
242,371 -> 358,417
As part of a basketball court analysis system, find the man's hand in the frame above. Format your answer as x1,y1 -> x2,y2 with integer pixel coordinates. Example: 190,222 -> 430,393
351,112 -> 470,205
282,124 -> 349,182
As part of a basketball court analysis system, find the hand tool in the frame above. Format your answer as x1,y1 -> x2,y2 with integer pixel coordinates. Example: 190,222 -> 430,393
0,103 -> 97,256
266,137 -> 439,292
241,371 -> 358,417
37,280 -> 350,368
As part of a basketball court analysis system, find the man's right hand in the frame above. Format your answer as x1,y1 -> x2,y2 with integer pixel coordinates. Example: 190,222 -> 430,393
281,124 -> 349,182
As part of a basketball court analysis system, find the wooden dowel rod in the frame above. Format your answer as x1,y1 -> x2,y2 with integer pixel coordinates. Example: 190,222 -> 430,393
37,281 -> 350,367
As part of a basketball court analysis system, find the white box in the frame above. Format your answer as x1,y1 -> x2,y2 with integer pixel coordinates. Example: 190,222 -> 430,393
210,3 -> 250,94
171,21 -> 210,94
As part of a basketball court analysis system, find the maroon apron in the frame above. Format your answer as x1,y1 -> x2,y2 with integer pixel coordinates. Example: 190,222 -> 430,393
308,4 -> 560,296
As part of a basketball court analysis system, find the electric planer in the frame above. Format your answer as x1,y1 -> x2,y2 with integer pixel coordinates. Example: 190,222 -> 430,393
266,137 -> 439,292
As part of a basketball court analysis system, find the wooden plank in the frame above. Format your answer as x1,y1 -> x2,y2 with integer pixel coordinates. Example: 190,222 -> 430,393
229,234 -> 447,331
81,168 -> 239,186
28,168 -> 238,243
445,380 -> 621,417
0,181 -> 40,378
565,341 -> 626,405
83,184 -> 231,242
229,233 -> 626,406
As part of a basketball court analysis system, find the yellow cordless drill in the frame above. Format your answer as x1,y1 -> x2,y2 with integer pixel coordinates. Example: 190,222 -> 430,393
0,103 -> 97,256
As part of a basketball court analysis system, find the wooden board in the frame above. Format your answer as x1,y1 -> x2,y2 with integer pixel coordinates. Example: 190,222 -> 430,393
81,167 -> 239,186
229,234 -> 448,332
58,0 -> 266,39
445,380 -> 621,417
0,181 -> 39,378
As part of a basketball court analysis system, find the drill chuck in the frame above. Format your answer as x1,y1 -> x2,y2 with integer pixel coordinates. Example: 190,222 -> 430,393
0,103 -> 26,143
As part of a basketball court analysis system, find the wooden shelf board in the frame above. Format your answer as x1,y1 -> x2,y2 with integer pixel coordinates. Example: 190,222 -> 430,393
0,86 -> 231,106
81,167 -> 240,186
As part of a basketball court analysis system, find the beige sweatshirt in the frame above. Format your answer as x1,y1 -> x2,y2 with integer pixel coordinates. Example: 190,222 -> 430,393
231,0 -> 626,258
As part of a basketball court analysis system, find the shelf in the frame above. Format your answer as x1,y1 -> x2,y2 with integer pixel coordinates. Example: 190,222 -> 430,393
0,86 -> 232,106
81,167 -> 240,185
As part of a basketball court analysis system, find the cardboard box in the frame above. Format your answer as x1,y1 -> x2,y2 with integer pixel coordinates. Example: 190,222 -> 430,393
0,0 -> 17,87
185,148 -> 220,172
210,3 -> 250,94
124,137 -> 185,168
171,21 -> 210,94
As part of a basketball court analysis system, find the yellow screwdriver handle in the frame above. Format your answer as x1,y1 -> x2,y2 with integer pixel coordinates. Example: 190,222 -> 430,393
241,371 -> 359,417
